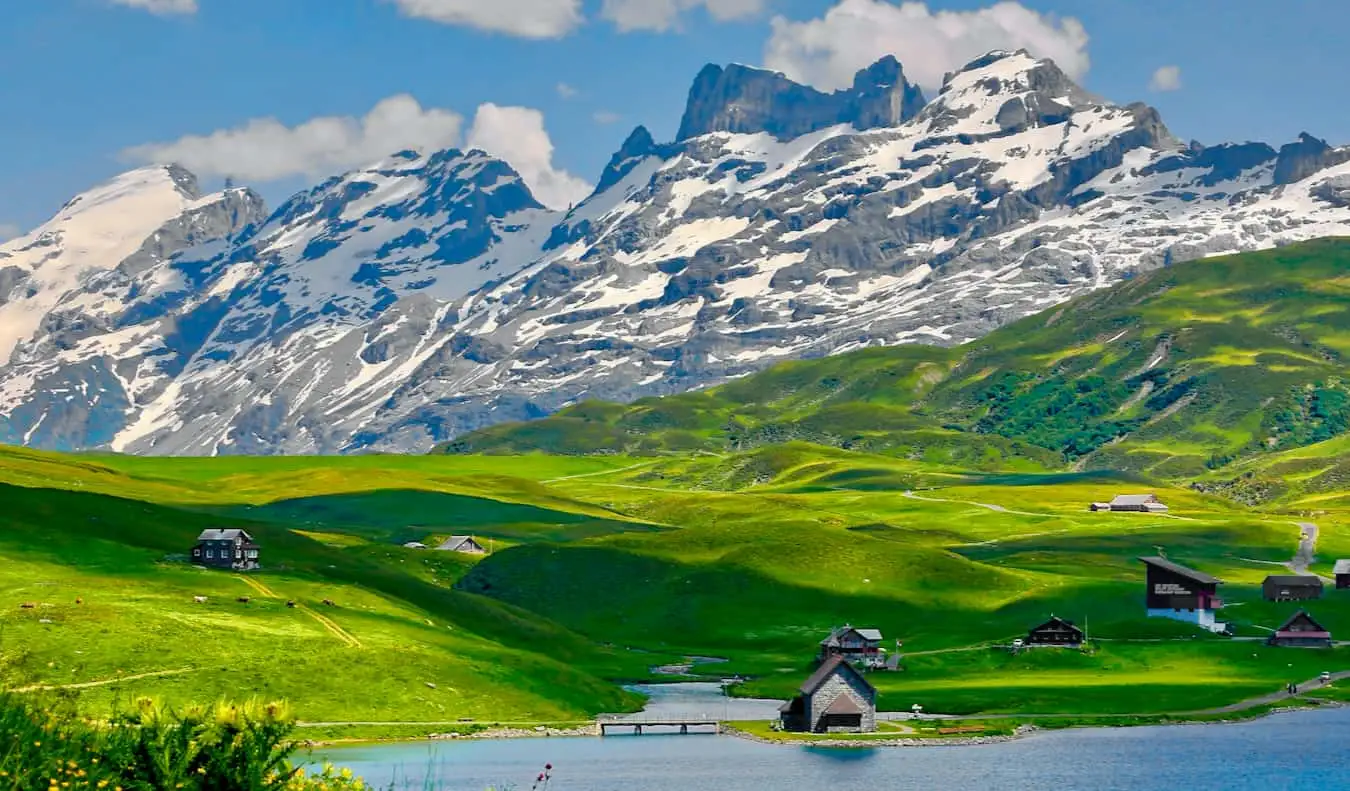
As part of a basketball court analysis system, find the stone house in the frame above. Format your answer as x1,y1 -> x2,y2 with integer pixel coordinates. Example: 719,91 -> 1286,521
778,655 -> 877,733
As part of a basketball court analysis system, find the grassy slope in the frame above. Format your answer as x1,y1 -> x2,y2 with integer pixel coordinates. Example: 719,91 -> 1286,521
444,238 -> 1350,501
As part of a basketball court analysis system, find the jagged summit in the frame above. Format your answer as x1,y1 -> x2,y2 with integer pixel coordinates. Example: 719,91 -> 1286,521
3,52 -> 1350,455
674,57 -> 926,142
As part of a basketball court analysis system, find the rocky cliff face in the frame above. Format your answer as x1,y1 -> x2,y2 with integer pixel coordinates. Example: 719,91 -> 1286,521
675,56 -> 926,141
3,50 -> 1350,454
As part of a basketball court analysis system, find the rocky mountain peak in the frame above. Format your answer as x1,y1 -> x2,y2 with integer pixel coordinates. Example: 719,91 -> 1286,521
674,57 -> 925,142
595,125 -> 666,193
1273,132 -> 1350,185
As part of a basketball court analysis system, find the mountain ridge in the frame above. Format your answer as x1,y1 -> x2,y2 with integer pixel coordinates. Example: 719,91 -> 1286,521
2,50 -> 1350,455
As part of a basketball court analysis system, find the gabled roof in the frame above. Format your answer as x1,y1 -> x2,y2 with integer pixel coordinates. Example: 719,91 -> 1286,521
800,655 -> 876,696
1112,494 -> 1159,506
1263,574 -> 1322,586
1335,560 -> 1350,575
1029,615 -> 1083,635
1275,609 -> 1330,635
1139,556 -> 1221,585
437,535 -> 481,550
196,528 -> 250,542
820,625 -> 883,646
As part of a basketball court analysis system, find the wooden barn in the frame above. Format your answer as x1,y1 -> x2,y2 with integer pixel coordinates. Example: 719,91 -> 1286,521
818,626 -> 884,667
779,655 -> 877,733
436,535 -> 487,554
1139,556 -> 1226,633
192,528 -> 260,571
1335,560 -> 1350,590
1262,575 -> 1323,602
1091,494 -> 1168,513
1026,616 -> 1084,647
1267,610 -> 1332,648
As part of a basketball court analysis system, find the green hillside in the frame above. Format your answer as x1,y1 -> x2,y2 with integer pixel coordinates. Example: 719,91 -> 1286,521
7,239 -> 1350,731
444,238 -> 1350,500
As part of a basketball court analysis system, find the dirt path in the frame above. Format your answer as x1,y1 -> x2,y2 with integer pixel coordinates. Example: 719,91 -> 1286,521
235,576 -> 363,649
1290,522 -> 1322,576
542,461 -> 655,484
902,491 -> 1055,519
10,667 -> 196,693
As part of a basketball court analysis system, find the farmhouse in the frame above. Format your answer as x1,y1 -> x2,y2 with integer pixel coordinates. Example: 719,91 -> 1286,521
1262,575 -> 1323,602
436,535 -> 486,554
1139,556 -> 1226,633
192,529 -> 260,571
1026,616 -> 1084,647
1267,610 -> 1332,648
1335,560 -> 1350,590
1090,494 -> 1169,513
778,655 -> 877,733
819,625 -> 884,667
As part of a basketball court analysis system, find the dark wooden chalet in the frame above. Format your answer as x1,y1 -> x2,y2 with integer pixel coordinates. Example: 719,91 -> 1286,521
1139,556 -> 1226,632
1026,616 -> 1084,647
1262,575 -> 1323,602
436,535 -> 486,554
818,626 -> 884,666
779,655 -> 877,733
1267,610 -> 1332,648
192,528 -> 260,571
1335,560 -> 1350,590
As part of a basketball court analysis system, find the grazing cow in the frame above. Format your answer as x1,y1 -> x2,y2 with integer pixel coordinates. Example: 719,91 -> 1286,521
286,600 -> 296,608
193,596 -> 208,604
322,599 -> 336,607
237,596 -> 250,604
20,602 -> 36,609
75,597 -> 83,605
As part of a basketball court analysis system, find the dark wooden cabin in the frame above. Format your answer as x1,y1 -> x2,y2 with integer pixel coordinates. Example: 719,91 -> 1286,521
1267,610 -> 1332,648
818,625 -> 884,665
1139,556 -> 1226,632
192,528 -> 260,571
779,655 -> 877,733
1262,575 -> 1323,602
1335,560 -> 1350,590
1026,616 -> 1084,647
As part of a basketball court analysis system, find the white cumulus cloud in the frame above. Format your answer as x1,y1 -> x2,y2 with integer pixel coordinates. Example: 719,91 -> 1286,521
467,104 -> 592,209
123,95 -> 465,183
108,0 -> 197,13
123,96 -> 591,210
556,82 -> 579,99
385,0 -> 583,37
1149,65 -> 1182,92
592,110 -> 622,125
763,0 -> 1090,92
600,0 -> 765,32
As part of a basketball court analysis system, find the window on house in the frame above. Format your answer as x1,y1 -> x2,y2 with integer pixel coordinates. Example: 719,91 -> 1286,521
206,550 -> 214,559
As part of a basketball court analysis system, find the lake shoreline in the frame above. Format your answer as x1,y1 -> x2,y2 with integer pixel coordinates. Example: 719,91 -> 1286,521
296,698 -> 1344,749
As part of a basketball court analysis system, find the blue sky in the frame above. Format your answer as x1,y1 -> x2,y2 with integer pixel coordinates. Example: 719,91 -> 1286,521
3,0 -> 1348,236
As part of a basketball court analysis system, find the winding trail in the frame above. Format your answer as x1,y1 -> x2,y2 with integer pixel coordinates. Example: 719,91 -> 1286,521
1290,521 -> 1323,577
542,461 -> 655,484
10,667 -> 196,693
235,575 -> 362,649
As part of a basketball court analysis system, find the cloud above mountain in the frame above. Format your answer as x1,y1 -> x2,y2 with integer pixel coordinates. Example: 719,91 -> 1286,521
122,95 -> 589,210
385,0 -> 584,37
108,0 -> 197,13
599,0 -> 765,32
1150,65 -> 1182,92
763,0 -> 1090,92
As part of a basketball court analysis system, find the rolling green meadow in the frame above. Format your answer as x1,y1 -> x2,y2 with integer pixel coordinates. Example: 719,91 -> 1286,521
5,239 -> 1350,738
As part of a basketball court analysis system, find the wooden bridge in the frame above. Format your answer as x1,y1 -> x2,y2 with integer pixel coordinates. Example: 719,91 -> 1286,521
595,714 -> 722,736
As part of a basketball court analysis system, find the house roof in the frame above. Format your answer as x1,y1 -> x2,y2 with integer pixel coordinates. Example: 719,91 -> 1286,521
1139,556 -> 1221,585
820,626 -> 883,646
823,694 -> 865,716
800,655 -> 876,696
437,535 -> 479,550
1263,575 -> 1323,586
1112,494 -> 1159,506
1030,616 -> 1083,635
1335,560 -> 1350,575
196,528 -> 250,542
1275,609 -> 1330,634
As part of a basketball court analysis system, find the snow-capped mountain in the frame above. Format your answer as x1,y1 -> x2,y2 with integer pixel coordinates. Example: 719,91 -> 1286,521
4,49 -> 1350,454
